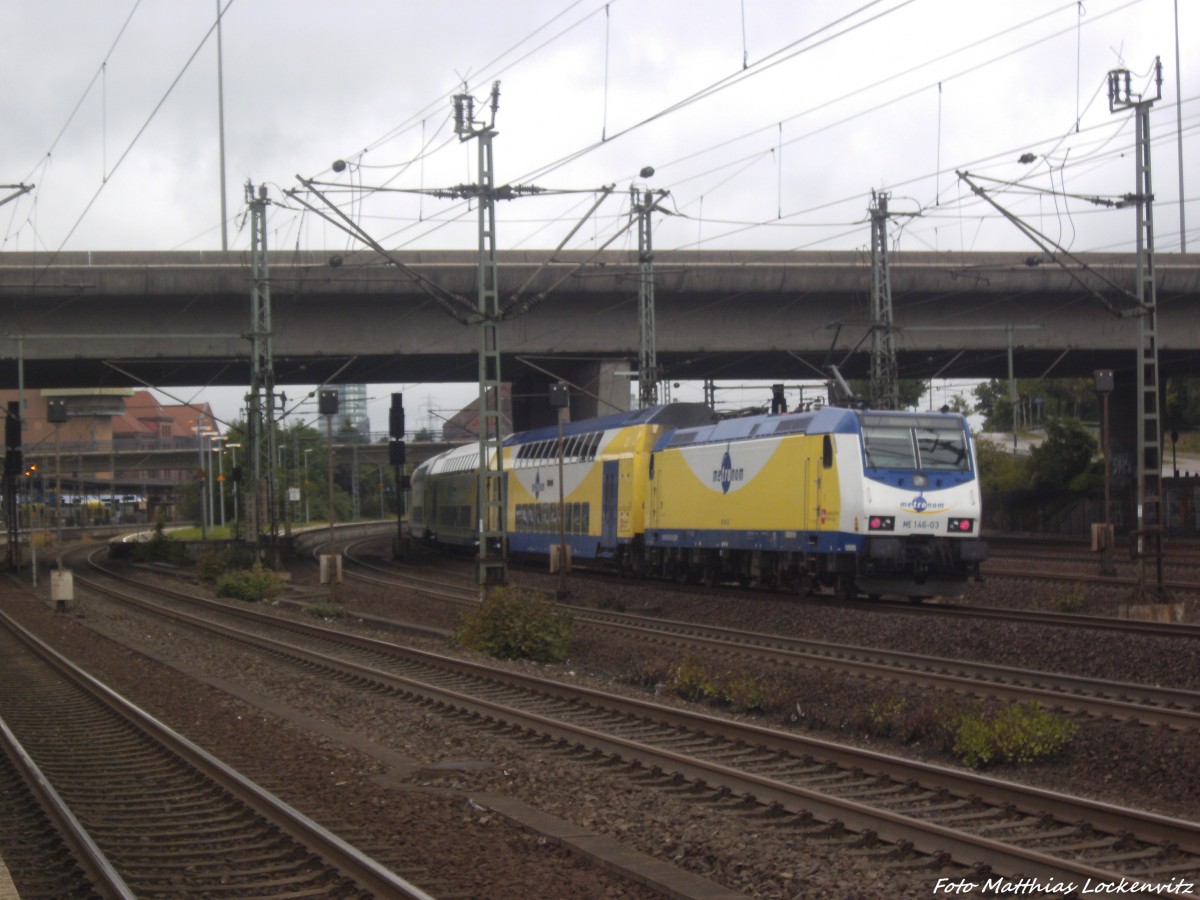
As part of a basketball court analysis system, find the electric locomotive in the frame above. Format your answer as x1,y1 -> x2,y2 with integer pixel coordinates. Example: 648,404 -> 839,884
642,405 -> 986,598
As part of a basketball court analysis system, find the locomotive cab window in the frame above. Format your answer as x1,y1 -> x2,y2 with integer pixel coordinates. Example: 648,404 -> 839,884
862,425 -> 916,468
860,413 -> 969,471
916,427 -> 968,470
822,435 -> 833,468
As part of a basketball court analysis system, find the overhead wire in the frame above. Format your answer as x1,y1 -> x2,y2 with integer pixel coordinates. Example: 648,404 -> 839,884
497,0 -> 1148,260
20,0 -> 144,185
905,109 -> 1200,249
515,0 -> 920,185
20,0 -> 238,300
652,0 -> 1140,240
278,1 -> 617,264
289,0 -> 939,261
324,0 -> 607,170
4,3 -> 146,249
280,0 -> 1159,269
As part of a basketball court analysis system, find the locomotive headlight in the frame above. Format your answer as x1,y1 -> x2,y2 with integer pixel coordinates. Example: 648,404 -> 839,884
868,515 -> 895,531
947,517 -> 975,532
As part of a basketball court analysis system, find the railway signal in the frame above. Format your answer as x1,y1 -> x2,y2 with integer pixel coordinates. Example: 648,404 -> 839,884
389,393 -> 408,558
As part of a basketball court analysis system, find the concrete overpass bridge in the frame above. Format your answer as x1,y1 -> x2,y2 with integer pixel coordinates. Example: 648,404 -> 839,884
2,249 -> 1200,428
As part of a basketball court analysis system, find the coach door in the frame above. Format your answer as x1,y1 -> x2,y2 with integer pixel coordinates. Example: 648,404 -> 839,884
601,460 -> 619,551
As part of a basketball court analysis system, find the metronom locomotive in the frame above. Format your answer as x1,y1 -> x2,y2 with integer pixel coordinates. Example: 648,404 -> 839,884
409,402 -> 987,600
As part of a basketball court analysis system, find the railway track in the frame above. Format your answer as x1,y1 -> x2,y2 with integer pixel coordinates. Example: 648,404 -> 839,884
76,556 -> 1200,889
0,716 -> 115,899
838,592 -> 1200,636
0,605 -> 433,899
981,563 -> 1200,598
340,544 -> 1200,731
337,525 -> 1200,637
985,534 -> 1200,593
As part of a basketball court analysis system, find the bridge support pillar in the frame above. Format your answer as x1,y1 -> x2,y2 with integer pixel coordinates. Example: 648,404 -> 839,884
510,359 -> 630,431
1105,372 -> 1166,529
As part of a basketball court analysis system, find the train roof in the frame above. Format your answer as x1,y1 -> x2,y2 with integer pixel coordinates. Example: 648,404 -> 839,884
654,406 -> 969,450
504,402 -> 718,446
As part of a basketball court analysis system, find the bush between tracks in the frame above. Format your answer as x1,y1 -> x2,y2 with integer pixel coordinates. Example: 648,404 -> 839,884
215,564 -> 284,603
198,550 -> 227,583
631,654 -> 789,715
952,702 -> 1077,768
455,586 -> 572,663
128,523 -> 189,565
1051,583 -> 1088,612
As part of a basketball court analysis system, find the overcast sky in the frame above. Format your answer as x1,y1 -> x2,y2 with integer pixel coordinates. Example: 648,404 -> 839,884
3,0 -> 1196,430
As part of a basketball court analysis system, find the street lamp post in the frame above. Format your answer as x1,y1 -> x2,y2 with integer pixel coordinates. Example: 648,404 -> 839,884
46,397 -> 67,573
226,443 -> 241,533
194,419 -> 208,540
209,438 -> 215,533
211,436 -> 227,529
201,430 -> 221,537
303,448 -> 312,523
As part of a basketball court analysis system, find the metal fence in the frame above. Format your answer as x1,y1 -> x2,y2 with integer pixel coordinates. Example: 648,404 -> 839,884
984,477 -> 1200,538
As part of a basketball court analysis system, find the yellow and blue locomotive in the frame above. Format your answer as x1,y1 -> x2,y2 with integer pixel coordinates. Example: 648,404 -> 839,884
410,402 -> 987,600
642,405 -> 986,599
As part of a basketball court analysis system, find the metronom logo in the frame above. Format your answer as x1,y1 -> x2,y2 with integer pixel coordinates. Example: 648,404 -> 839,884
713,446 -> 744,494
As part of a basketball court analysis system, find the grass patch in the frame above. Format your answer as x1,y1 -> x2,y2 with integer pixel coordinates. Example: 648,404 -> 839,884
168,525 -> 237,541
305,603 -> 345,620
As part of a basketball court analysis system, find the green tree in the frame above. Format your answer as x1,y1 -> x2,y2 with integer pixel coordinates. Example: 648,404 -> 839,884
974,379 -> 1010,431
219,419 -> 359,525
945,392 -> 973,415
974,436 -> 1031,494
1166,378 -> 1200,432
848,378 -> 928,410
975,378 -> 1101,432
1028,417 -> 1100,491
